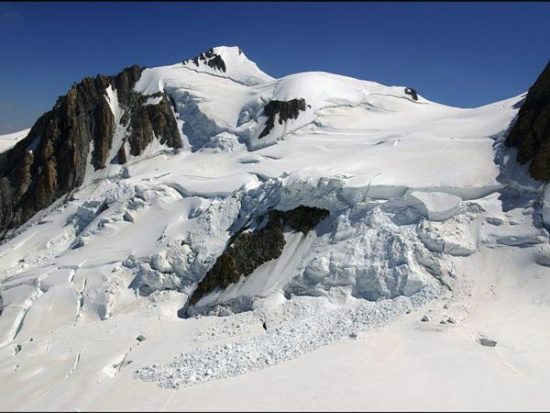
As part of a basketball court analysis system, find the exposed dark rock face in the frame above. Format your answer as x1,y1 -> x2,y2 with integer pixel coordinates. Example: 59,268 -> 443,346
99,202 -> 109,214
190,213 -> 286,307
258,98 -> 307,139
92,95 -> 116,170
117,145 -> 127,165
0,64 -> 182,239
187,206 -> 329,309
184,48 -> 227,73
505,60 -> 550,181
405,87 -> 418,101
281,205 -> 330,234
112,64 -> 144,108
126,94 -> 182,156
0,73 -> 115,237
0,293 -> 3,317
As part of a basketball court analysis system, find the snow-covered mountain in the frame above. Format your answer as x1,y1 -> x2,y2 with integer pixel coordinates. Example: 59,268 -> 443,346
0,47 -> 549,410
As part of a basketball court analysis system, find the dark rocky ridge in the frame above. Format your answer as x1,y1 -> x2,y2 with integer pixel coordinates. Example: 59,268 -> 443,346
505,60 -> 550,181
186,206 -> 330,311
184,48 -> 228,73
258,98 -> 307,139
0,65 -> 182,239
405,87 -> 418,101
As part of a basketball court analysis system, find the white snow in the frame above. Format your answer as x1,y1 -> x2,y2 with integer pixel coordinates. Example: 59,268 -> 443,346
0,46 -> 548,411
0,128 -> 30,153
406,191 -> 462,221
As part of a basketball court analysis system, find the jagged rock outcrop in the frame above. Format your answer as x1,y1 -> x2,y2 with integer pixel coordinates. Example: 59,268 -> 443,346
506,60 -> 550,181
258,98 -> 307,139
405,87 -> 418,101
0,73 -> 116,236
184,47 -> 228,73
187,206 -> 329,309
117,145 -> 127,165
126,94 -> 181,156
0,65 -> 182,239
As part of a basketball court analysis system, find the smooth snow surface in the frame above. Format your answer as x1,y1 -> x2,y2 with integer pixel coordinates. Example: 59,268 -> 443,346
0,128 -> 30,153
0,47 -> 549,411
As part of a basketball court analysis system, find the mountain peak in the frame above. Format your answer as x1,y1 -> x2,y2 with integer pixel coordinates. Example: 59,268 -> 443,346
210,45 -> 244,57
182,45 -> 274,86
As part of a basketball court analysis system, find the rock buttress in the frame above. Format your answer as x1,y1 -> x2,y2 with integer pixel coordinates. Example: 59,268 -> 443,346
0,73 -> 114,236
126,94 -> 182,156
258,99 -> 307,139
187,206 -> 330,309
506,60 -> 550,181
117,145 -> 128,165
0,64 -> 183,238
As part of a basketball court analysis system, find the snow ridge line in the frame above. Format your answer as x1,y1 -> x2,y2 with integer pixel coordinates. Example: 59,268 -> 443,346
176,65 -> 271,88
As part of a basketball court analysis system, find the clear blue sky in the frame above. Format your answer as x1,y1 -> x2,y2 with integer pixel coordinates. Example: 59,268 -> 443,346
1,2 -> 549,134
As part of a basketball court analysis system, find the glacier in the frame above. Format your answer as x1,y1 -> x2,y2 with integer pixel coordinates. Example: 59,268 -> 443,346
0,46 -> 549,410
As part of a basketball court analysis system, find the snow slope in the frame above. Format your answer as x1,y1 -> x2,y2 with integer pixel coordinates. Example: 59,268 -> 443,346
0,128 -> 30,153
0,46 -> 548,411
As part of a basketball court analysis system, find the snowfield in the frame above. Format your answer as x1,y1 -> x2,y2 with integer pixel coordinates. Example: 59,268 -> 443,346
0,46 -> 549,411
0,128 -> 31,154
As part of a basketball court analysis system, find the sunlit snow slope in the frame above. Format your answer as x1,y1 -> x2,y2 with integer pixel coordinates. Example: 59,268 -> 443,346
0,129 -> 31,154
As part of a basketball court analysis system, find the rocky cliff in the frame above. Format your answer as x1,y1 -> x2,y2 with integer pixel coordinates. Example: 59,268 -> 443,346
0,65 -> 181,239
506,60 -> 550,181
186,206 -> 330,312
